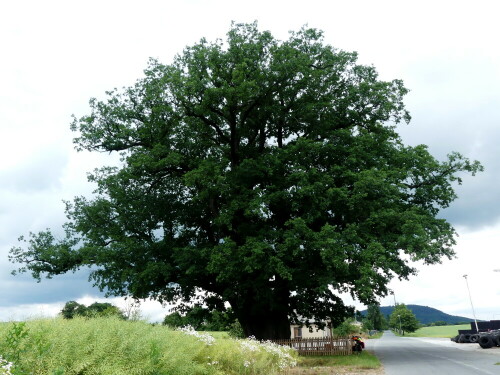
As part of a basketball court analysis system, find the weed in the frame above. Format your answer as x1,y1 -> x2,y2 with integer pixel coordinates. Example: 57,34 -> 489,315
5,322 -> 29,362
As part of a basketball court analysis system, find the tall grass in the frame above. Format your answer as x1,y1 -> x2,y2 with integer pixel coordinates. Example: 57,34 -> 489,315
0,317 -> 298,375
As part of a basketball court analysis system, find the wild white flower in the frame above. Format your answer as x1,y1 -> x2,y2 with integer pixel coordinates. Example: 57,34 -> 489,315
177,325 -> 215,346
259,341 -> 298,369
243,360 -> 251,368
0,356 -> 13,375
238,337 -> 297,370
239,337 -> 260,352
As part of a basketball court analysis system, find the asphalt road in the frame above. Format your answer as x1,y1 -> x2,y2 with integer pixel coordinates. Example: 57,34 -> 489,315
369,330 -> 500,375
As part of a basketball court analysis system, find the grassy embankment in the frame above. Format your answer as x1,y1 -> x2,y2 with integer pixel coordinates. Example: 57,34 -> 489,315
290,351 -> 381,374
401,324 -> 470,338
0,317 -> 298,375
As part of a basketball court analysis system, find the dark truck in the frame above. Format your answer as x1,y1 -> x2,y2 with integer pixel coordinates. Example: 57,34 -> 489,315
451,320 -> 500,349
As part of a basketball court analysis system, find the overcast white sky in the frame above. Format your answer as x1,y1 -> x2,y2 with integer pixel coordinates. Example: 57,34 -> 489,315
1,0 -> 500,323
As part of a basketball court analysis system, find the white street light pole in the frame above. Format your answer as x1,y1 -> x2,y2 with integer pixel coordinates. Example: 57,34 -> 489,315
494,271 -> 500,321
463,274 -> 479,333
397,314 -> 402,335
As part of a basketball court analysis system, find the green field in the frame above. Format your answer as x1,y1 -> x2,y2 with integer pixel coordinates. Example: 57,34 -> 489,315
404,324 -> 470,338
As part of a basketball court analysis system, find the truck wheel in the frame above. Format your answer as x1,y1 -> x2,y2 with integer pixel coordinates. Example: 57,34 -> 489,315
478,336 -> 494,349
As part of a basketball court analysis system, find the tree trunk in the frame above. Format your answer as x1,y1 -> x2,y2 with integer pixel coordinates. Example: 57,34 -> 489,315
228,277 -> 292,340
230,288 -> 292,340
238,310 -> 291,340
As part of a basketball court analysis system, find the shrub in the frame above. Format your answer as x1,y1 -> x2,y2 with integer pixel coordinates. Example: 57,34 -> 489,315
332,319 -> 360,336
227,320 -> 245,339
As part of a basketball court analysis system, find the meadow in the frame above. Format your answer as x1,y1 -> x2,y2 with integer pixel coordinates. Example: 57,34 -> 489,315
0,317 -> 298,375
403,324 -> 470,338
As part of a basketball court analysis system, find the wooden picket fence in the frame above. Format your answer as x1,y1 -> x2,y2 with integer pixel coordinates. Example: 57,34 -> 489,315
273,337 -> 352,356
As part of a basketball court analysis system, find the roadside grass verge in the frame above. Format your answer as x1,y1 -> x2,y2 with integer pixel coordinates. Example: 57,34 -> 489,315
403,324 -> 470,338
287,351 -> 381,374
0,317 -> 297,375
366,331 -> 384,339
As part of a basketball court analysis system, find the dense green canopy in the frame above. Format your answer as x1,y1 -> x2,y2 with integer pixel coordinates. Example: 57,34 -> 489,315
390,303 -> 420,335
162,305 -> 236,332
60,301 -> 125,320
363,304 -> 387,331
10,22 -> 482,339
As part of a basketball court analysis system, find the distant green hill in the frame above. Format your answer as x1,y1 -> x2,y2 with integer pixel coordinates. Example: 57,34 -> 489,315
361,304 -> 476,325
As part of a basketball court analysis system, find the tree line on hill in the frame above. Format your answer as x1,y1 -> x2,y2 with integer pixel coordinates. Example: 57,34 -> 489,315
361,303 -> 419,335
360,303 -> 473,334
60,300 -> 142,320
364,304 -> 475,326
61,301 -> 126,319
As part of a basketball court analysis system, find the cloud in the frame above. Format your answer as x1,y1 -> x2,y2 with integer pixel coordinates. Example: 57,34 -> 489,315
390,50 -> 500,231
0,270 -> 103,307
0,146 -> 69,193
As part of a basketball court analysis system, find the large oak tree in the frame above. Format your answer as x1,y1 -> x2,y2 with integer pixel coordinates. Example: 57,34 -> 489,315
10,23 -> 482,340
